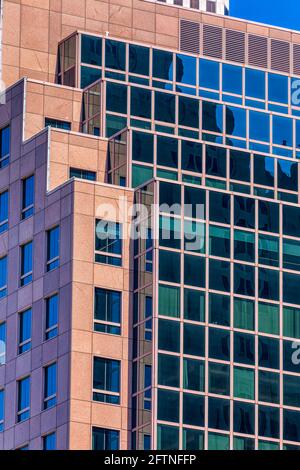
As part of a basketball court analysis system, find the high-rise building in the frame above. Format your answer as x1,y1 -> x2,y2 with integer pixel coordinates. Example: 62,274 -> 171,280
1,0 -> 300,451
145,0 -> 229,15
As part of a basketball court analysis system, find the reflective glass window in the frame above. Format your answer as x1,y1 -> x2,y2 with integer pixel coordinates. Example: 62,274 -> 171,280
234,230 -> 255,263
153,49 -> 173,81
249,111 -> 270,142
129,44 -> 149,76
105,40 -> 125,71
206,145 -> 226,178
158,319 -> 180,353
184,254 -> 205,288
259,405 -> 279,439
258,336 -> 279,369
258,234 -> 279,267
176,54 -> 196,85
254,155 -> 274,187
222,64 -> 242,95
179,96 -> 199,128
234,367 -> 254,399
230,150 -> 250,182
81,35 -> 102,66
131,87 -> 151,119
183,393 -> 204,427
258,302 -> 279,335
209,397 -> 230,431
278,159 -> 298,191
258,268 -> 279,301
234,264 -> 255,297
209,328 -> 230,361
209,259 -> 230,292
202,101 -> 223,133
199,59 -> 219,90
234,402 -> 255,435
259,371 -> 280,404
158,284 -> 180,318
283,272 -> 300,305
157,425 -> 179,450
234,196 -> 255,229
234,298 -> 254,331
158,354 -> 180,387
283,205 -> 300,237
234,332 -> 255,365
209,225 -> 230,258
209,192 -> 230,224
183,323 -> 205,357
209,362 -> 230,396
157,136 -> 178,168
181,140 -> 202,173
283,306 -> 300,338
155,92 -> 175,124
106,82 -> 127,114
209,293 -> 230,327
184,289 -> 205,322
273,116 -> 293,147
283,374 -> 300,407
226,106 -> 246,138
283,238 -> 300,272
159,250 -> 180,284
258,200 -> 279,233
157,389 -> 179,423
245,68 -> 265,100
183,358 -> 205,392
184,220 -> 205,254
184,186 -> 206,219
268,73 -> 288,104
132,131 -> 153,164
284,410 -> 300,442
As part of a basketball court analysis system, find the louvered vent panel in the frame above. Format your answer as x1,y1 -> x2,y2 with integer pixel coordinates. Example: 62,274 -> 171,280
293,44 -> 300,76
203,24 -> 223,59
271,39 -> 290,73
225,29 -> 245,63
180,20 -> 200,54
248,35 -> 268,68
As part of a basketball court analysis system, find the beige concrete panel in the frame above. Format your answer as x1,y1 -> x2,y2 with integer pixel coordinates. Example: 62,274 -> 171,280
72,282 -> 94,331
20,6 -> 50,53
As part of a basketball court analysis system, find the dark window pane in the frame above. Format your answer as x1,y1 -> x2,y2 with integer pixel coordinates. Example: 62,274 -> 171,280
159,250 -> 181,284
129,44 -> 149,76
158,319 -> 180,353
234,196 -> 255,229
230,150 -> 250,182
181,140 -> 202,173
277,159 -> 298,191
208,397 -> 230,431
259,371 -> 280,404
284,410 -> 300,442
283,374 -> 300,407
157,389 -> 179,423
81,35 -> 102,66
234,263 -> 255,297
131,87 -> 151,119
209,192 -> 230,224
184,254 -> 205,288
283,205 -> 300,237
179,96 -> 199,128
234,402 -> 255,435
184,323 -> 205,357
258,405 -> 279,439
153,49 -> 173,81
209,362 -> 230,395
158,354 -> 180,388
202,101 -> 223,133
209,259 -> 230,292
155,92 -> 175,123
209,328 -> 230,361
157,136 -> 178,168
132,131 -> 153,164
258,268 -> 279,301
183,393 -> 204,426
209,293 -> 230,327
258,200 -> 279,233
206,145 -> 226,178
105,39 -> 125,71
258,337 -> 279,369
234,332 -> 255,365
254,155 -> 274,186
106,82 -> 127,114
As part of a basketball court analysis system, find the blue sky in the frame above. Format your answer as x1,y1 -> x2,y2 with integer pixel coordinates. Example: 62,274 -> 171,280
230,0 -> 300,31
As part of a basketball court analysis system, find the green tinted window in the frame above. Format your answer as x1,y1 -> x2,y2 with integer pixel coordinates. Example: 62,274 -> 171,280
234,367 -> 254,400
258,302 -> 279,335
234,298 -> 254,331
283,306 -> 300,339
158,284 -> 180,318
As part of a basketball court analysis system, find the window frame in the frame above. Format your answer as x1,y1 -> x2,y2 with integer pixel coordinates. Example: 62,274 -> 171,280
95,219 -> 123,266
92,356 -> 121,405
20,241 -> 33,287
45,294 -> 59,341
17,376 -> 30,423
94,287 -> 122,335
43,362 -> 57,411
21,175 -> 34,221
18,308 -> 32,355
46,226 -> 60,272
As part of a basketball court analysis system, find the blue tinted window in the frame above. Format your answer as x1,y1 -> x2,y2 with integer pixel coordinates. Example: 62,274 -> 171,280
245,68 -> 265,100
209,397 -> 230,431
155,92 -> 175,123
47,227 -> 60,271
259,337 -> 279,369
202,101 -> 223,133
44,363 -> 57,410
131,86 -> 151,119
176,54 -> 196,85
234,402 -> 255,435
129,44 -> 149,76
0,322 -> 5,365
153,50 -> 173,81
234,332 -> 255,365
249,111 -> 270,142
0,126 -> 10,168
105,40 -> 125,71
259,405 -> 279,438
80,66 -> 101,88
81,35 -> 102,66
209,328 -> 230,361
22,175 -> 34,220
222,64 -> 242,95
284,410 -> 300,442
0,191 -> 8,233
93,357 -> 120,404
278,159 -> 298,191
46,295 -> 58,340
0,389 -> 3,432
94,288 -> 121,335
92,427 -> 119,450
21,241 -> 33,286
43,433 -> 56,451
199,59 -> 219,90
106,82 -> 127,114
226,106 -> 246,138
179,96 -> 199,128
268,73 -> 288,104
273,115 -> 293,147
254,155 -> 274,186
19,309 -> 31,354
95,220 -> 122,266
0,257 -> 7,298
258,268 -> 279,301
17,377 -> 30,422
